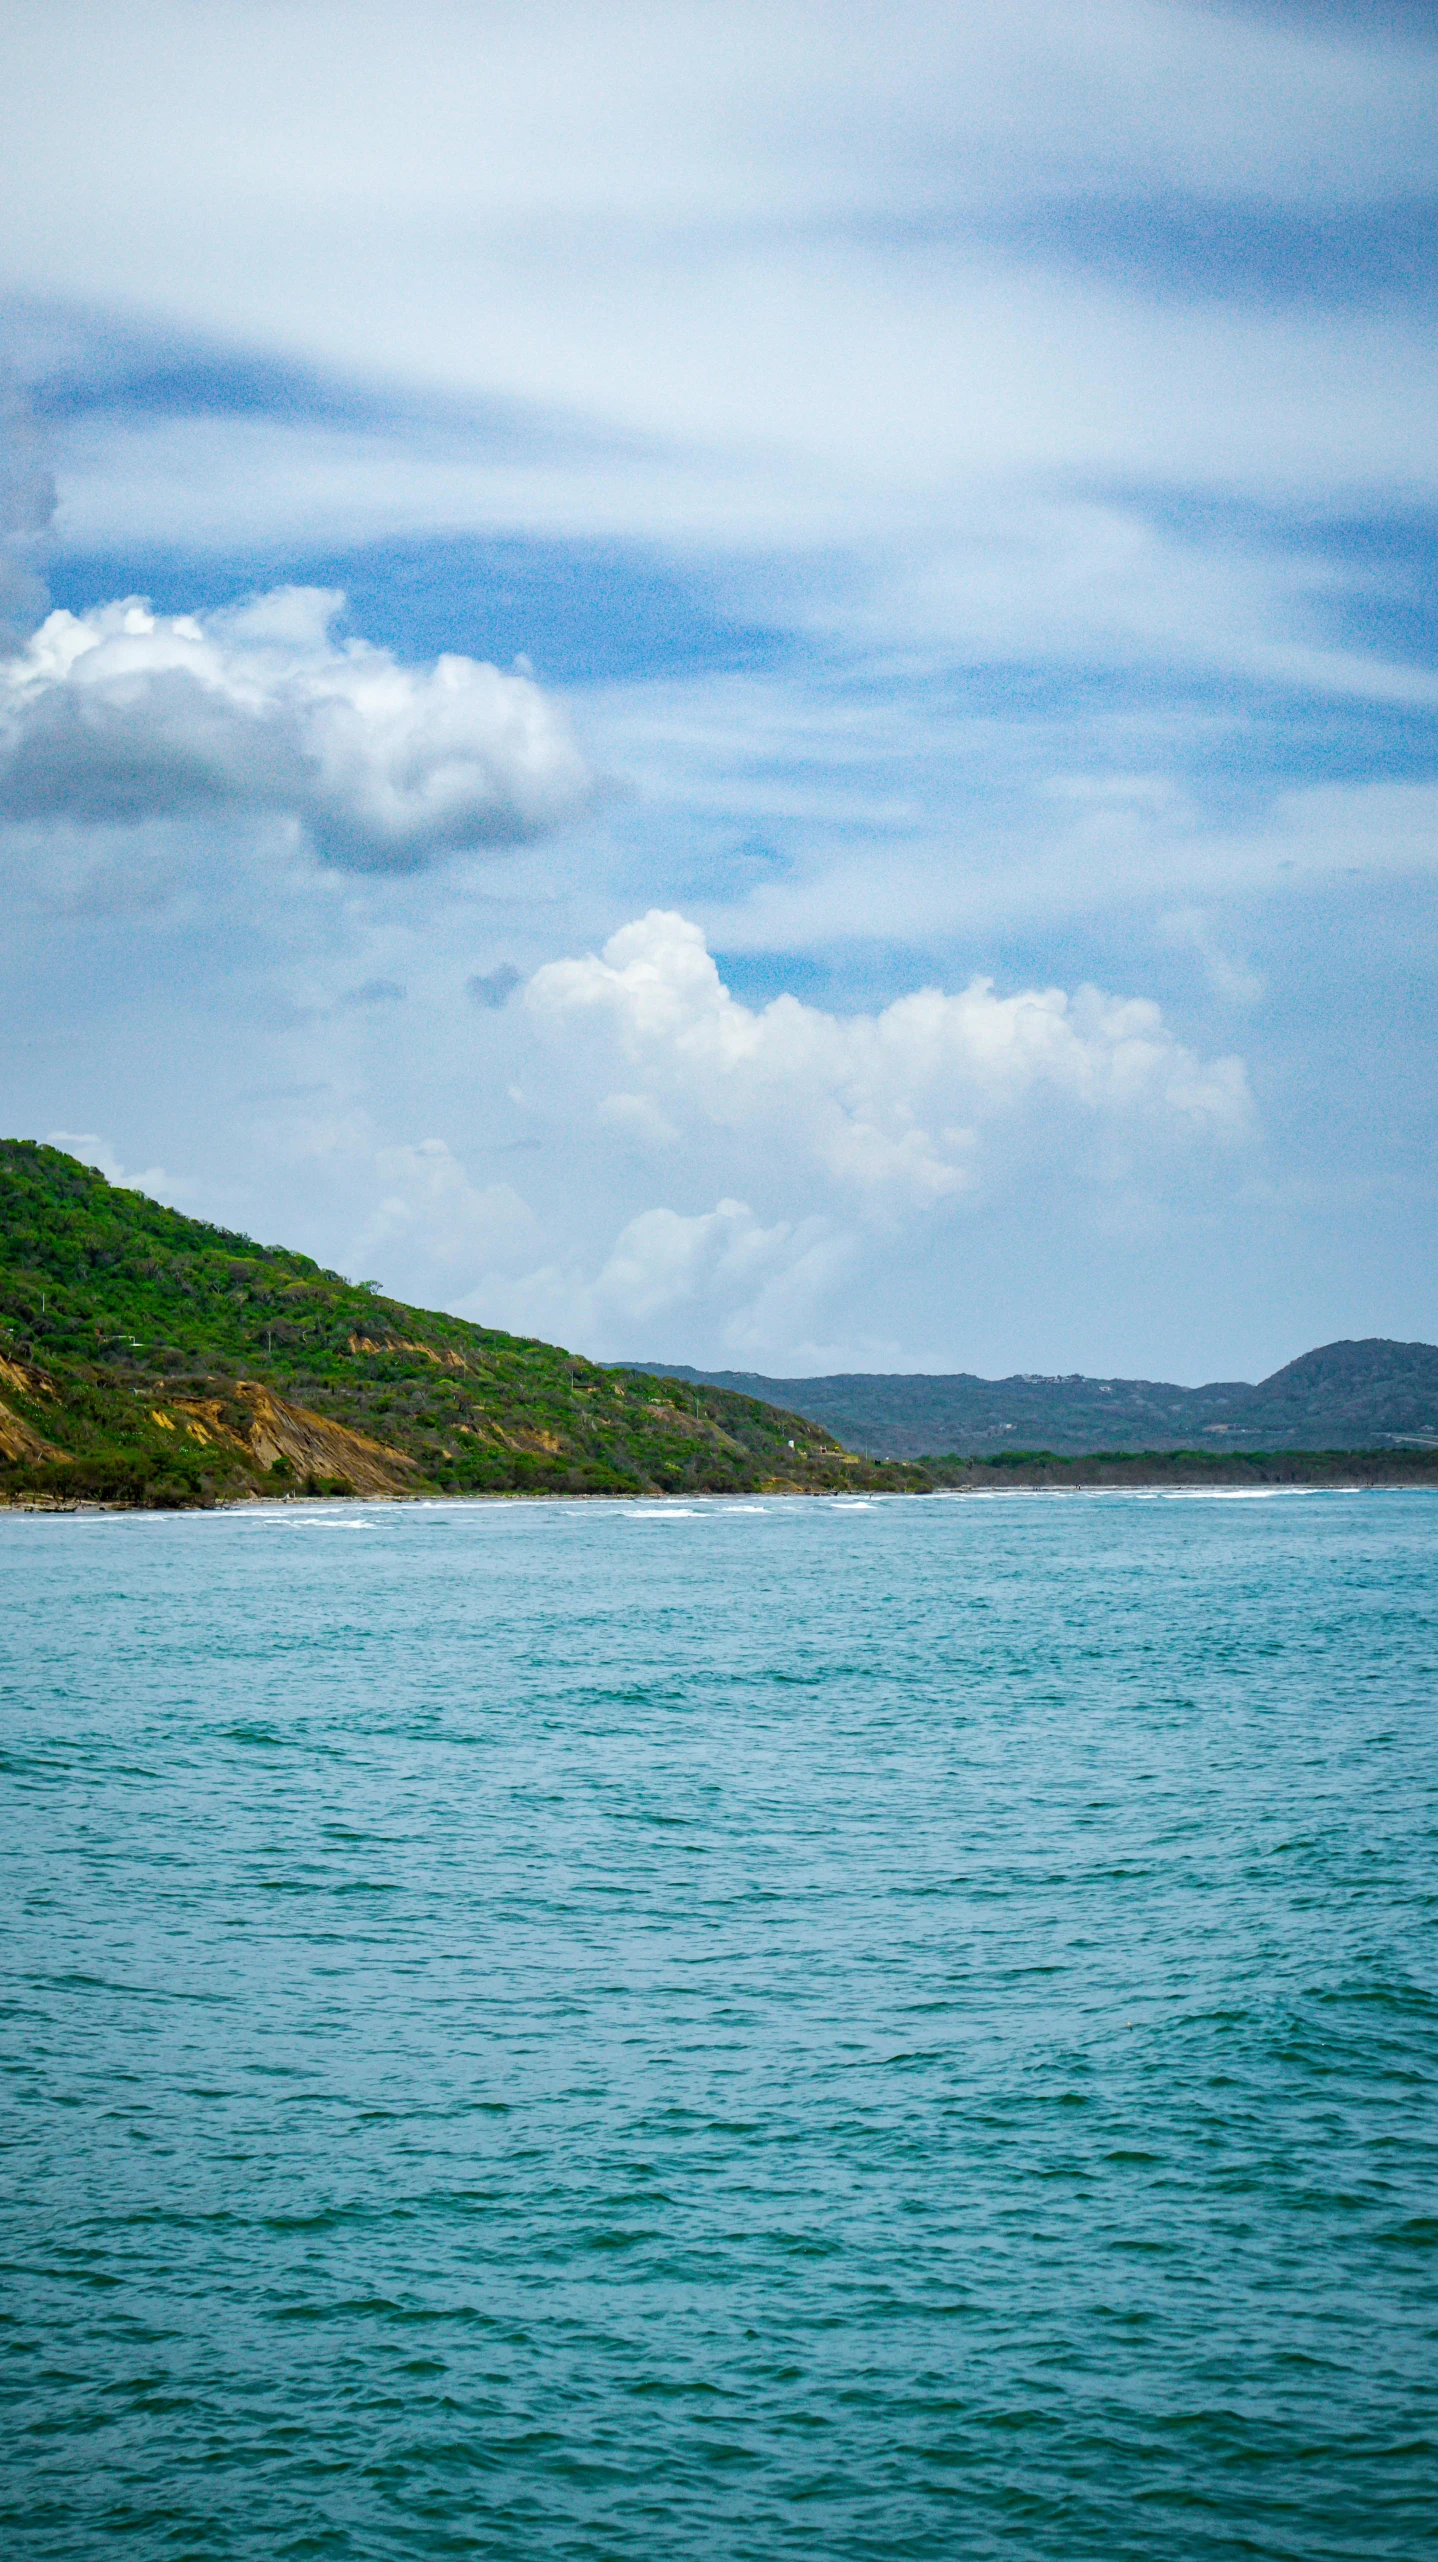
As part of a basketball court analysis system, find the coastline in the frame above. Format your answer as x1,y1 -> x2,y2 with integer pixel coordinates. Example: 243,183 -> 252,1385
5,1459 -> 1436,1518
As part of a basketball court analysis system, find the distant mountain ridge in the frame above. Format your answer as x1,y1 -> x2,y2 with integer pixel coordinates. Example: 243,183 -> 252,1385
619,1339 -> 1438,1458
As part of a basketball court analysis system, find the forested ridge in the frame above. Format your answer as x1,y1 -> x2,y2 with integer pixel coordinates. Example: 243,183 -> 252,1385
0,1140 -> 905,1505
4,1141 -> 1434,1509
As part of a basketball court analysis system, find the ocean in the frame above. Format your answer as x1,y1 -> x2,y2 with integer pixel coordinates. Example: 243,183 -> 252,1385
2,1488 -> 1435,2559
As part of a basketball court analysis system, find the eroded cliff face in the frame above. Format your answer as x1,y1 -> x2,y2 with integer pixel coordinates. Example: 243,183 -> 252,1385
0,1397 -> 67,1464
347,1333 -> 470,1370
173,1383 -> 419,1496
0,1355 -> 422,1503
0,1355 -> 69,1464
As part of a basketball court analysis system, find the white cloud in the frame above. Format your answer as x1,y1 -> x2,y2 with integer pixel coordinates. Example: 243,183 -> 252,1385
353,1137 -> 542,1272
408,914 -> 1257,1363
527,909 -> 1252,1207
857,501 -> 1438,708
596,1090 -> 681,1147
11,0 -> 1427,277
45,1130 -> 191,1203
1160,907 -> 1266,1007
7,5 -> 1435,378
578,664 -> 1438,956
0,588 -> 594,868
13,3 -> 1438,609
592,1199 -> 807,1320
445,907 -> 1260,1363
461,1196 -> 848,1362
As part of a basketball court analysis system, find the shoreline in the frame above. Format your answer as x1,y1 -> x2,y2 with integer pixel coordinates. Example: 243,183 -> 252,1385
5,1474 -> 1436,1519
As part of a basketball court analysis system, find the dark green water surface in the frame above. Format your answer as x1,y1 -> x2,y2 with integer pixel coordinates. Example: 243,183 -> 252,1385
1,1490 -> 1435,2558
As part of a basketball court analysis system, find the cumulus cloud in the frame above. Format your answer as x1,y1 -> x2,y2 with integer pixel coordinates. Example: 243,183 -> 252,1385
527,910 -> 1253,1208
351,1137 -> 543,1273
460,1196 -> 848,1361
45,1130 -> 192,1203
0,587 -> 594,867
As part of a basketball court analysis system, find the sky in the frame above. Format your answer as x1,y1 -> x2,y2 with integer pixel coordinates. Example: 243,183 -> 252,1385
1,0 -> 1435,1382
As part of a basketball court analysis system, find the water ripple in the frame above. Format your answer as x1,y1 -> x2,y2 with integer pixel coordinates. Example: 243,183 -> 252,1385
2,1491 -> 1436,2558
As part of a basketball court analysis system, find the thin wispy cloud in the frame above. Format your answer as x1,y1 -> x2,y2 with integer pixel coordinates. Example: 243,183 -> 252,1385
0,364 -> 53,639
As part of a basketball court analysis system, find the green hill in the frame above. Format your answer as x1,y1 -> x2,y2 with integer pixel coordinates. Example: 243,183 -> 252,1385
0,1140 -> 913,1506
4,1140 -> 1433,1510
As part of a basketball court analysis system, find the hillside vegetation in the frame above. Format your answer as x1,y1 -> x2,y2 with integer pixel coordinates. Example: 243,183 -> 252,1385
0,1141 -> 915,1506
633,1340 -> 1438,1458
4,1141 -> 1433,1510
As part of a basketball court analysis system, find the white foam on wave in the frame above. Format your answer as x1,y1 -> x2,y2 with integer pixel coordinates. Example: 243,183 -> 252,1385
280,1515 -> 375,1528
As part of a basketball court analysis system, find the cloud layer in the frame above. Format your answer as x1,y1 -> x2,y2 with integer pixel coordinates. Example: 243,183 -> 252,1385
466,1196 -> 847,1362
383,911 -> 1264,1360
3,3 -> 1433,1379
0,587 -> 594,867
528,910 -> 1251,1206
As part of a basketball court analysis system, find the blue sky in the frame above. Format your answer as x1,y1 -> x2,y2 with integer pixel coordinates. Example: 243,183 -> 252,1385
1,0 -> 1435,1379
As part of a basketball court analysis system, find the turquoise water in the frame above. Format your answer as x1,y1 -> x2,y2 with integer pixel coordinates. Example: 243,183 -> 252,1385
2,1489 -> 1435,2560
